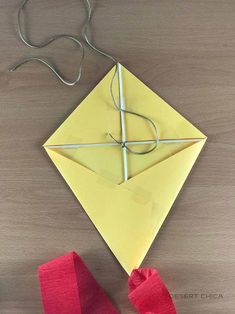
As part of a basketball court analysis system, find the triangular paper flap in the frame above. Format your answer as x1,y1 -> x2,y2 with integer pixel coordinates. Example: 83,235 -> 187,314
53,146 -> 124,184
123,139 -> 206,190
121,64 -> 206,140
45,139 -> 205,274
47,140 -> 196,185
44,64 -> 205,148
44,64 -> 205,184
44,67 -> 120,146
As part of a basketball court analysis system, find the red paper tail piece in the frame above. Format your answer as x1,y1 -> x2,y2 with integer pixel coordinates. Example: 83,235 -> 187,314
128,268 -> 177,314
38,251 -> 119,314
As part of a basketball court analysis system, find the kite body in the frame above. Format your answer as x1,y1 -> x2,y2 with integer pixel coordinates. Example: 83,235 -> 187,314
44,64 -> 206,274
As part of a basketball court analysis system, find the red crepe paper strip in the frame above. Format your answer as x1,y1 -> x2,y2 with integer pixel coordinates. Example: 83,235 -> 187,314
128,268 -> 177,314
38,251 -> 119,314
39,252 -> 176,314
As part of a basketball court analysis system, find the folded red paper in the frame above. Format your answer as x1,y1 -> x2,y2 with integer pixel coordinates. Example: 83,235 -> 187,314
39,252 -> 177,314
128,268 -> 176,314
38,251 -> 119,314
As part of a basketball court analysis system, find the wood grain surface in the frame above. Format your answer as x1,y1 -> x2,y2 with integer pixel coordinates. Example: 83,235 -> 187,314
1,1 -> 235,313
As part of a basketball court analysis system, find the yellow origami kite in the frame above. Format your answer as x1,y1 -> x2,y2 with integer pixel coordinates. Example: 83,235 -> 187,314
44,64 -> 206,274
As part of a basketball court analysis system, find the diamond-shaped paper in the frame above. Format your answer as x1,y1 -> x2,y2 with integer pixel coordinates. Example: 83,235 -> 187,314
44,64 -> 206,274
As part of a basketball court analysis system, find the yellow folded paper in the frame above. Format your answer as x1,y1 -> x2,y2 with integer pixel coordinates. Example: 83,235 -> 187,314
44,64 -> 206,274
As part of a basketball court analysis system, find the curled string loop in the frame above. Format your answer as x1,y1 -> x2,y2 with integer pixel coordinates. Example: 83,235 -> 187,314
9,0 -> 85,86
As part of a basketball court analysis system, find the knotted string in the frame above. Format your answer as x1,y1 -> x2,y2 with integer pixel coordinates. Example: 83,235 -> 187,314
10,0 -> 159,154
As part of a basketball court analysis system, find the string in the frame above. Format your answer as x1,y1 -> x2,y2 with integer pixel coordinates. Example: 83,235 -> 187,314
10,0 -> 159,154
110,66 -> 159,155
82,0 -> 159,154
83,0 -> 117,63
9,0 -> 85,86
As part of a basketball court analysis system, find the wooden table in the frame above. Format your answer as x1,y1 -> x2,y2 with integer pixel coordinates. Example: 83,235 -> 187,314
1,1 -> 235,313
